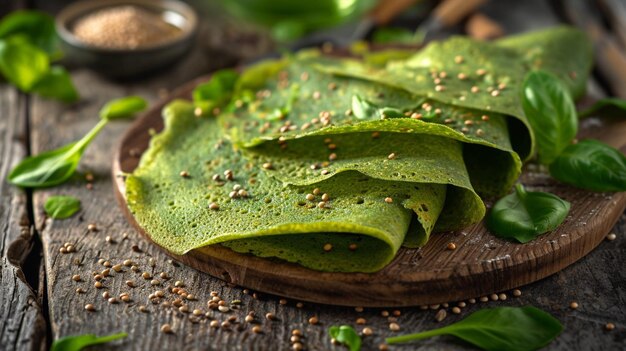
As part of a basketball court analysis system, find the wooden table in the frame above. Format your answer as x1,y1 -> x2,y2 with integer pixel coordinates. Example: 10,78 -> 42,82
1,0 -> 625,350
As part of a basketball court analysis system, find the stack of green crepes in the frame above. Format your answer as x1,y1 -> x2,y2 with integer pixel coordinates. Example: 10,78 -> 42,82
126,27 -> 592,272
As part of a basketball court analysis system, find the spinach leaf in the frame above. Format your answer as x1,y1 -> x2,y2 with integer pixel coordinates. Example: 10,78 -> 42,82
0,39 -> 49,91
387,306 -> 562,351
0,10 -> 59,57
8,97 -> 147,188
486,184 -> 570,243
44,195 -> 81,219
549,139 -> 626,192
578,97 -> 626,118
32,66 -> 79,103
51,332 -> 127,351
328,325 -> 361,351
192,69 -> 239,108
99,96 -> 148,120
522,70 -> 577,164
372,27 -> 418,44
351,95 -> 404,120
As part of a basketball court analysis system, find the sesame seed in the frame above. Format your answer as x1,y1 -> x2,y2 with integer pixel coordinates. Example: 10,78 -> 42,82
308,316 -> 319,325
354,306 -> 364,312
356,318 -> 366,325
210,320 -> 219,328
292,329 -> 302,336
384,197 -> 393,204
379,344 -> 389,351
389,322 -> 400,331
291,335 -> 301,343
209,202 -> 220,210
87,223 -> 97,232
607,233 -> 617,241
452,307 -> 461,314
108,297 -> 118,304
469,298 -> 477,304
102,291 -> 110,299
387,153 -> 396,160
410,112 -> 422,119
362,327 -> 373,336
323,243 -> 333,252
458,301 -> 467,308
161,324 -> 172,333
570,302 -> 579,309
72,274 -> 81,282
296,302 -> 303,308
121,295 -> 131,302
112,264 -> 123,272
393,310 -> 401,317
306,194 -> 315,201
442,303 -> 449,308
292,343 -> 303,351
447,242 -> 457,250
498,83 -> 507,90
605,323 -> 615,331
312,188 -> 321,195
105,236 -> 114,243
139,305 -> 148,313
192,309 -> 203,316
150,279 -> 160,286
142,272 -> 151,279
175,281 -> 184,287
435,309 -> 447,322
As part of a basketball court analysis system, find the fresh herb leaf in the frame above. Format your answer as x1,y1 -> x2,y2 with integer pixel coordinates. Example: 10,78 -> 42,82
329,325 -> 361,351
32,66 -> 79,103
522,70 -> 577,164
387,306 -> 562,351
192,69 -> 239,107
0,39 -> 49,91
0,10 -> 59,57
8,97 -> 147,188
578,97 -> 626,118
44,195 -> 81,219
486,184 -> 570,243
99,96 -> 147,120
372,27 -> 418,44
351,95 -> 404,120
50,332 -> 127,351
549,139 -> 626,192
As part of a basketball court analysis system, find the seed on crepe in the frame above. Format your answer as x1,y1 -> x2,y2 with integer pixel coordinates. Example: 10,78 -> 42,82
454,55 -> 464,64
476,68 -> 487,76
371,132 -> 380,139
384,197 -> 393,204
457,73 -> 467,80
323,243 -> 333,252
209,202 -> 220,210
321,193 -> 330,201
471,86 -> 480,93
179,170 -> 189,177
387,153 -> 396,160
306,194 -> 315,201
435,85 -> 445,92
349,243 -> 358,251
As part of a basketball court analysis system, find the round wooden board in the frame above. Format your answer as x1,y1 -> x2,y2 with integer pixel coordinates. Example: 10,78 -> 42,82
113,76 -> 626,307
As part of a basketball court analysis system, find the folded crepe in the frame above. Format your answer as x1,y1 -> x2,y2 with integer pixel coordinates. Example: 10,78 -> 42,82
126,27 -> 592,273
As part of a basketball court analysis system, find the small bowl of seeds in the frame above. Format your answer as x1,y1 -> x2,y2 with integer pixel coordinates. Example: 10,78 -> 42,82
56,0 -> 198,79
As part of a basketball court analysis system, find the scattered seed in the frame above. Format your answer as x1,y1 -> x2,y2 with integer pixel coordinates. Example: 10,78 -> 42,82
321,193 -> 330,202
479,296 -> 489,302
126,280 -> 135,288
379,344 -> 389,351
458,301 -> 467,308
252,325 -> 263,334
499,293 -> 507,301
323,243 -> 333,252
355,306 -> 364,313
317,201 -> 326,209
142,272 -> 152,279
94,281 -> 103,289
389,322 -> 400,331
348,243 -> 358,251
150,279 -> 160,286
476,68 -> 487,76
262,163 -> 273,170
72,274 -> 81,282
75,288 -> 85,294
570,302 -> 579,309
292,342 -> 303,351
121,295 -> 131,302
468,298 -> 477,304
108,297 -> 119,304
393,310 -> 401,317
387,153 -> 396,160
381,310 -> 389,317
605,323 -> 615,331
105,236 -> 114,243
356,318 -> 366,325
491,90 -> 500,97
102,291 -> 110,299
245,315 -> 254,323
435,309 -> 447,322
490,294 -> 499,301
371,131 -> 380,139
218,305 -> 230,313
209,202 -> 220,210
308,316 -> 319,325
112,264 -> 123,272
447,242 -> 457,250
87,223 -> 97,232
435,85 -> 445,92
451,307 -> 461,314
362,327 -> 373,336
513,289 -> 522,297
161,324 -> 172,334
292,329 -> 302,336
85,304 -> 96,312
471,86 -> 480,93
266,312 -> 276,321
384,197 -> 393,204
454,55 -> 464,64
606,233 -> 617,241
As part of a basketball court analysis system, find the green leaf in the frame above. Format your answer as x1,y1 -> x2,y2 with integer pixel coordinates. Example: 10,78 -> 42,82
192,69 -> 239,106
329,325 -> 361,351
99,96 -> 147,120
0,10 -> 59,57
51,332 -> 127,351
32,66 -> 79,103
578,97 -> 626,118
44,195 -> 81,219
549,139 -> 626,192
521,70 -> 578,164
351,95 -> 404,120
0,39 -> 49,91
387,306 -> 562,351
486,184 -> 570,243
372,27 -> 418,44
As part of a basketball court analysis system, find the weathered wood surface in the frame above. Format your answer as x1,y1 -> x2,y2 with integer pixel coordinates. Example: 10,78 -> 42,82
1,0 -> 625,350
113,74 -> 626,307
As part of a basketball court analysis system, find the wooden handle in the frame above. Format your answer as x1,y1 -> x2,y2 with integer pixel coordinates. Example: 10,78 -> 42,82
433,0 -> 488,27
369,0 -> 418,25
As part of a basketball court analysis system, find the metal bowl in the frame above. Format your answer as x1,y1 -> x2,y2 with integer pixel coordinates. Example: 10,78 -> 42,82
56,0 -> 198,79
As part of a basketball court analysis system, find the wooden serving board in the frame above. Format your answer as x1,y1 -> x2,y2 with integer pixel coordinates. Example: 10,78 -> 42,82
113,76 -> 626,307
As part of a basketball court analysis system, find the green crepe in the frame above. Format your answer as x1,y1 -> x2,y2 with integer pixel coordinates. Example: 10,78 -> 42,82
127,101 -> 483,272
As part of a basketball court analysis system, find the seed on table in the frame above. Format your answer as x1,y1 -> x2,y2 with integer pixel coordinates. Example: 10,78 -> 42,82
389,322 -> 400,331
218,306 -> 230,313
498,293 -> 507,301
606,233 -> 617,241
75,288 -> 85,294
101,269 -> 110,277
186,294 -> 195,300
570,302 -> 579,309
605,323 -> 615,331
447,242 -> 457,250
252,325 -> 263,334
245,315 -> 254,323
356,318 -> 366,325
103,261 -> 112,268
161,324 -> 172,334
123,259 -> 133,266
175,281 -> 184,287
435,309 -> 447,322
362,327 -> 373,336
150,279 -> 160,286
112,264 -> 123,272
108,297 -> 118,304
72,274 -> 81,282
279,298 -> 288,305
308,316 -> 319,325
159,272 -> 169,279
155,290 -> 165,298
179,305 -> 189,313
84,304 -> 96,312
131,265 -> 140,272
142,272 -> 152,279
126,280 -> 135,288
381,310 -> 389,317
490,294 -> 499,301
379,344 -> 389,351
210,320 -> 219,328
451,307 -> 461,314
121,295 -> 131,303
87,223 -> 97,232
266,312 -> 276,321
292,343 -> 303,351
94,281 -> 103,289
384,197 -> 393,204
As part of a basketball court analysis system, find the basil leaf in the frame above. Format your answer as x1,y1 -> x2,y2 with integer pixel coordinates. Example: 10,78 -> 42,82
32,66 -> 79,103
9,97 -> 147,188
0,39 -> 49,91
522,70 -> 577,164
99,96 -> 147,120
192,69 -> 239,105
387,306 -> 562,351
44,195 -> 81,219
486,184 -> 570,243
51,332 -> 127,351
372,27 -> 418,44
351,95 -> 404,120
0,10 -> 59,57
549,139 -> 626,192
328,325 -> 361,351
578,97 -> 626,118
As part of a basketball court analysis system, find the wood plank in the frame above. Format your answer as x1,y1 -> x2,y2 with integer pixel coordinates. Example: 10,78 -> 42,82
0,87 -> 47,351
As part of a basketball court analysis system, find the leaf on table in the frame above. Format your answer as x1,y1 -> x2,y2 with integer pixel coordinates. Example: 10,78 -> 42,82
0,38 -> 49,91
329,325 -> 361,351
44,195 -> 81,219
32,66 -> 79,103
50,332 -> 127,351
